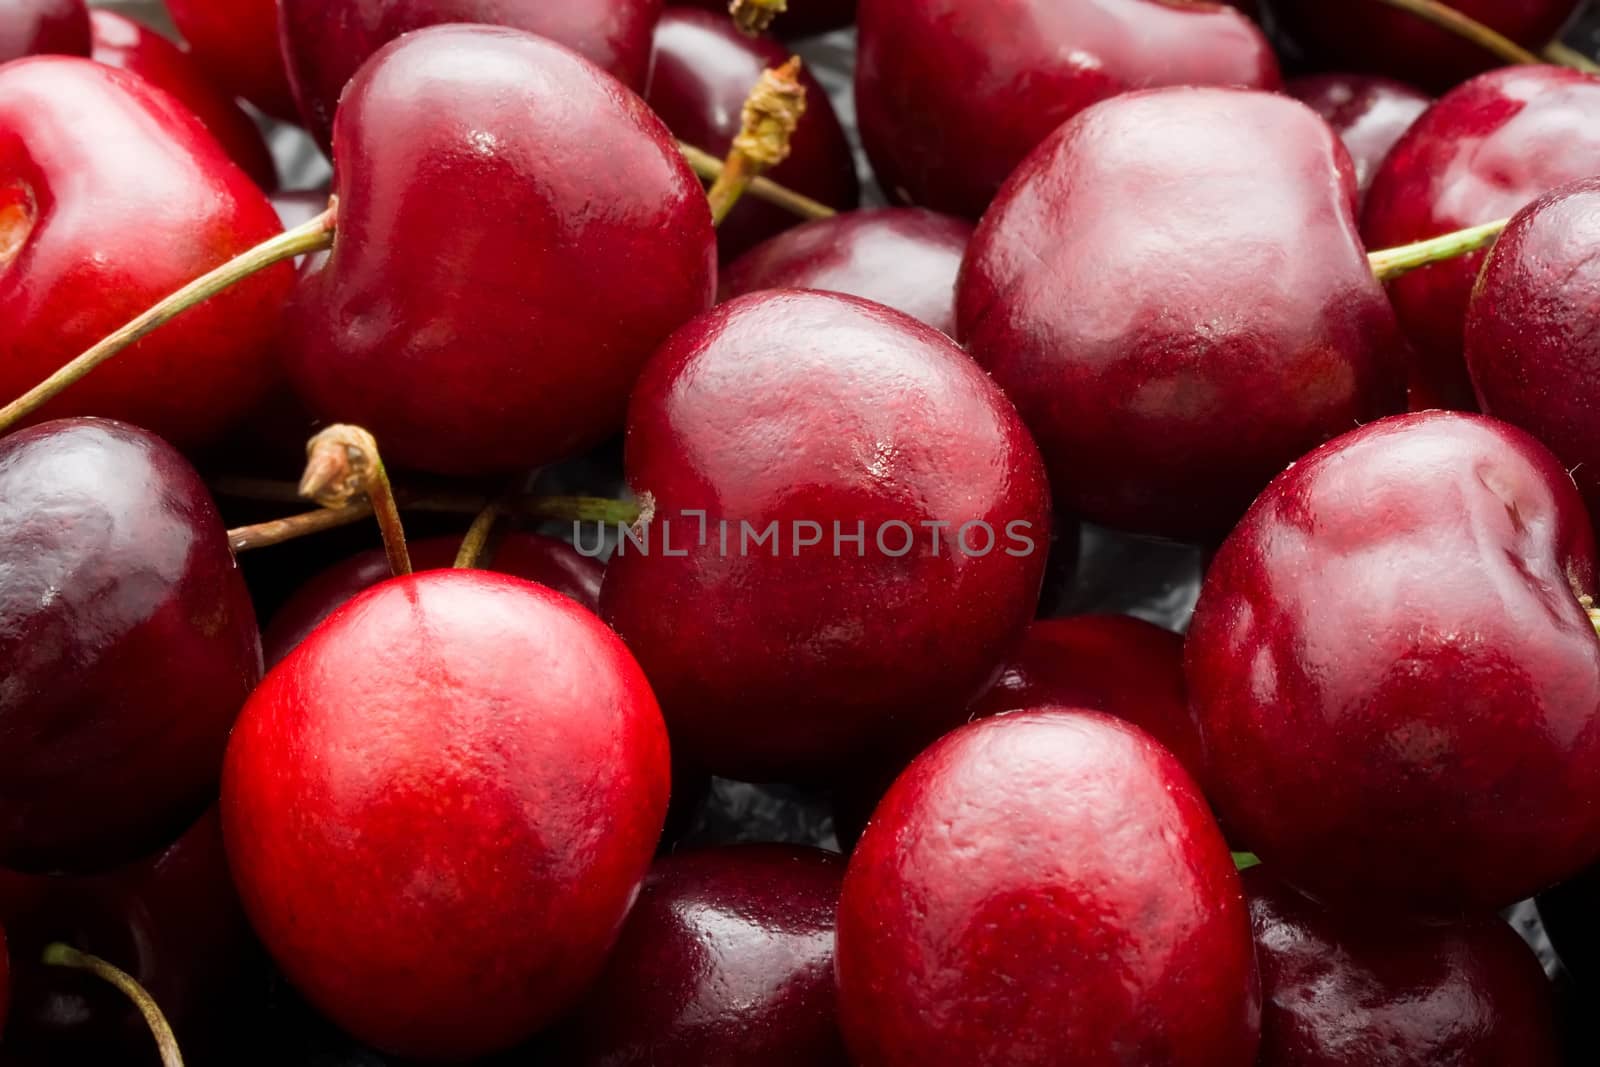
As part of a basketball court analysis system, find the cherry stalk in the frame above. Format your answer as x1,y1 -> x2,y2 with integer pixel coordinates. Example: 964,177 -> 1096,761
42,942 -> 185,1067
298,424 -> 411,576
1371,0 -> 1600,72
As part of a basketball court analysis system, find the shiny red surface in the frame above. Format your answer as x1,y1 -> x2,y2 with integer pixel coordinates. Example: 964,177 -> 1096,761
281,25 -> 715,476
167,0 -> 298,120
1363,65 -> 1600,410
222,570 -> 671,1060
0,419 -> 261,873
1287,74 -> 1429,205
721,208 -> 971,335
601,290 -> 1050,781
836,708 -> 1259,1066
856,0 -> 1278,218
1188,411 -> 1600,913
646,8 -> 858,260
0,0 -> 85,62
959,87 -> 1405,542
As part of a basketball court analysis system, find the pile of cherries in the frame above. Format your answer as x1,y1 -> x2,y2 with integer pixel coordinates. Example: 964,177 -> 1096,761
7,0 -> 1600,1063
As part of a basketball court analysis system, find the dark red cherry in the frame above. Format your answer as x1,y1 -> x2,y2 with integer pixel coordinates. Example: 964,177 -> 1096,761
1246,868 -> 1562,1066
857,0 -> 1279,218
0,0 -> 86,63
556,845 -> 848,1066
1287,74 -> 1429,205
721,208 -> 971,335
601,289 -> 1050,782
1188,411 -> 1600,914
280,0 -> 664,150
281,25 -> 715,476
1363,65 -> 1600,411
837,708 -> 1259,1066
166,0 -> 300,121
958,87 -> 1405,542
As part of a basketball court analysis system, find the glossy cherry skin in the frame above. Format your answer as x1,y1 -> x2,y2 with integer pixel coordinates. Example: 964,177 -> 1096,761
0,810 -> 254,1064
1268,0 -> 1581,93
857,0 -> 1279,218
281,26 -> 714,477
1247,869 -> 1562,1065
958,87 -> 1405,542
87,10 -> 277,191
1363,66 -> 1600,411
1287,74 -> 1429,205
688,0 -> 857,37
600,290 -> 1051,782
0,58 -> 292,448
1188,411 -> 1600,914
222,569 -> 671,1060
1466,177 -> 1600,524
721,208 -> 972,335
837,708 -> 1259,1066
646,8 -> 859,261
557,845 -> 848,1066
0,0 -> 85,62
166,0 -> 298,120
280,0 -> 663,150
262,532 -> 604,666
0,419 -> 261,874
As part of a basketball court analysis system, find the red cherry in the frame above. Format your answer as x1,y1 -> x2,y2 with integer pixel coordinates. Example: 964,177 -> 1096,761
600,289 -> 1050,782
557,845 -> 848,1065
1246,868 -> 1563,1065
721,207 -> 972,335
222,569 -> 671,1060
87,10 -> 278,191
0,58 -> 292,448
958,87 -> 1405,542
1363,65 -> 1600,411
0,419 -> 261,873
0,0 -> 87,63
166,0 -> 299,121
856,0 -> 1279,218
837,708 -> 1259,1066
1287,74 -> 1429,205
281,25 -> 715,477
280,0 -> 664,151
1188,410 -> 1600,914
646,7 -> 859,260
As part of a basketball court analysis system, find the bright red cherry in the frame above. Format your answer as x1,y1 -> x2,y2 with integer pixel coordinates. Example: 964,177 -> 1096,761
222,569 -> 671,1060
281,25 -> 715,476
857,0 -> 1279,218
958,87 -> 1405,542
1363,65 -> 1600,410
721,208 -> 971,335
1188,411 -> 1600,914
1287,74 -> 1429,205
166,0 -> 299,120
601,289 -> 1050,782
0,0 -> 86,63
837,708 -> 1259,1066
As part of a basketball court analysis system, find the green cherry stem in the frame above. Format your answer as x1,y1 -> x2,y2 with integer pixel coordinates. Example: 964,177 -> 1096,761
1369,0 -> 1543,64
1367,217 -> 1511,282
42,943 -> 185,1067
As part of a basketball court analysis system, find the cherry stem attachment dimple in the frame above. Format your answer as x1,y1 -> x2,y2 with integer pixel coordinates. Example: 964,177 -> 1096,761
730,0 -> 787,35
705,56 -> 810,226
1369,0 -> 1543,65
1367,217 -> 1511,282
0,205 -> 336,439
299,424 -> 411,577
42,943 -> 184,1067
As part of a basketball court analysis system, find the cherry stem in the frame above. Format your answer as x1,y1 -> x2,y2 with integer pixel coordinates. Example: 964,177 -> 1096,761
230,502 -> 373,552
454,481 -> 523,569
1369,0 -> 1542,65
706,56 -> 809,226
1367,217 -> 1510,282
680,142 -> 834,220
1544,41 -> 1600,74
0,205 -> 336,439
42,943 -> 184,1067
731,0 -> 787,35
299,424 -> 411,577
1232,851 -> 1261,872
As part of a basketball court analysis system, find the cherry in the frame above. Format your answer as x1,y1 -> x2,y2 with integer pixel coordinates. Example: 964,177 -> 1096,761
0,0 -> 86,63
1188,410 -> 1600,914
1465,176 -> 1600,524
856,0 -> 1279,218
0,57 -> 292,448
87,10 -> 278,191
836,708 -> 1258,1065
280,0 -> 664,150
1363,65 -> 1600,411
556,845 -> 848,1065
222,569 -> 671,1060
1538,862 -> 1600,982
721,208 -> 972,335
166,0 -> 299,121
1246,868 -> 1562,1065
281,25 -> 715,477
689,0 -> 859,37
600,289 -> 1050,782
646,7 -> 859,261
262,532 -> 604,666
958,87 -> 1405,543
1287,74 -> 1430,205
